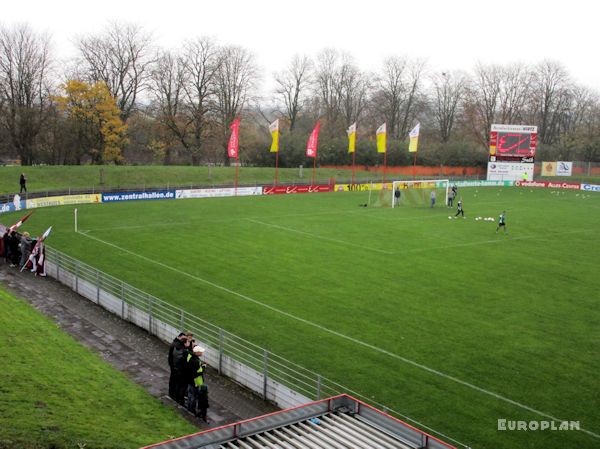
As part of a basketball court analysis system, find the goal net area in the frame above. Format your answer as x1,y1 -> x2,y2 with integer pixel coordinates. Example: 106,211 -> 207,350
373,180 -> 449,208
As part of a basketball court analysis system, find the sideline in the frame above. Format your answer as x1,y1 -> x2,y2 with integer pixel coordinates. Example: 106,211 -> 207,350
77,230 -> 599,440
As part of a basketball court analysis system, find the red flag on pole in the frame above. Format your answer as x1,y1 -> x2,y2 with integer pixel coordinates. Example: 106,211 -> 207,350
9,211 -> 34,233
306,121 -> 320,158
22,226 -> 52,272
228,117 -> 241,159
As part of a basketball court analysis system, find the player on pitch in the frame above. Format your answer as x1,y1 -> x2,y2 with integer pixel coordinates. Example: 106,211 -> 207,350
496,211 -> 507,233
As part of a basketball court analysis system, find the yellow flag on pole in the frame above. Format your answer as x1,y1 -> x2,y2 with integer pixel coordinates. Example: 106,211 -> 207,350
347,122 -> 356,153
269,119 -> 279,153
408,123 -> 420,153
376,123 -> 386,153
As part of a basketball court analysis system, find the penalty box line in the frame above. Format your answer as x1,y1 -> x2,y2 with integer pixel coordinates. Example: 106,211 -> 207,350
77,230 -> 599,440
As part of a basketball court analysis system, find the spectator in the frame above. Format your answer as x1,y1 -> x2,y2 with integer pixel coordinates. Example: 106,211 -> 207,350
185,332 -> 195,349
19,173 -> 27,193
168,332 -> 187,402
197,385 -> 209,423
19,232 -> 32,269
32,241 -> 47,276
0,230 -> 7,262
7,231 -> 20,267
185,346 -> 207,419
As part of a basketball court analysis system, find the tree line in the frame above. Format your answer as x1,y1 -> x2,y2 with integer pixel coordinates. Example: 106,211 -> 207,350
1,22 -> 599,167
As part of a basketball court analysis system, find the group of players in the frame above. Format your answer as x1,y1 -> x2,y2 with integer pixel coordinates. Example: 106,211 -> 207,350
393,184 -> 507,233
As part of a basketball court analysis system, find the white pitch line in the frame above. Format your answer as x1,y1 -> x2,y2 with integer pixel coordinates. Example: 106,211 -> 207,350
246,218 -> 394,255
77,229 -> 600,439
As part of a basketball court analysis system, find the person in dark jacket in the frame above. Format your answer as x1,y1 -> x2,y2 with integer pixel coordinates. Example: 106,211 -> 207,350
1,230 -> 8,262
8,231 -> 20,267
197,384 -> 209,423
168,332 -> 187,401
19,173 -> 27,193
185,346 -> 206,418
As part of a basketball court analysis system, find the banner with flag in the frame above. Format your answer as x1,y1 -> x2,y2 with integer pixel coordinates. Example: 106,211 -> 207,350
306,121 -> 321,158
22,226 -> 52,273
8,211 -> 34,233
347,123 -> 357,153
269,119 -> 279,153
409,123 -> 420,153
376,123 -> 386,153
227,117 -> 241,158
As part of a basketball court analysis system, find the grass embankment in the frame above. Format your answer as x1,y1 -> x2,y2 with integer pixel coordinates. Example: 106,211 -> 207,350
0,165 -> 381,195
0,286 -> 196,449
1,165 -> 598,197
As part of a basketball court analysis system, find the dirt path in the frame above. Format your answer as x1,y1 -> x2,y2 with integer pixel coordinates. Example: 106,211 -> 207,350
0,262 -> 277,432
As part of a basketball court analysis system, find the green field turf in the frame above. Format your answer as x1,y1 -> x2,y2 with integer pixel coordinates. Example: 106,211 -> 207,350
0,286 -> 197,449
3,186 -> 599,449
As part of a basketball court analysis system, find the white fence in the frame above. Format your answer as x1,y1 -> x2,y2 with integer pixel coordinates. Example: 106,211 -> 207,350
45,246 -> 470,449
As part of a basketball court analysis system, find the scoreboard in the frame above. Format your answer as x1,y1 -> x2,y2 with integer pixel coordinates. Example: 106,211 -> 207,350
487,124 -> 537,182
489,124 -> 537,161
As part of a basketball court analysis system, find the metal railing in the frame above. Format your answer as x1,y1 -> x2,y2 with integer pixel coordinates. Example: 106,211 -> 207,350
45,246 -> 471,449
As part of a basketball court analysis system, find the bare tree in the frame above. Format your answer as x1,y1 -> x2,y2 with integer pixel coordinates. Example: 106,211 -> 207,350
339,63 -> 371,129
373,57 -> 425,138
464,63 -> 502,147
75,22 -> 153,121
431,71 -> 466,143
530,60 -> 572,144
214,45 -> 258,163
497,64 -> 532,124
0,24 -> 52,165
181,37 -> 222,164
274,54 -> 312,132
314,48 -> 342,132
147,49 -> 189,164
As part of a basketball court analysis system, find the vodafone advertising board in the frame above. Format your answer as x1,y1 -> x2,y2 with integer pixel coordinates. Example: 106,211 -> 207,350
263,185 -> 332,195
515,181 -> 581,189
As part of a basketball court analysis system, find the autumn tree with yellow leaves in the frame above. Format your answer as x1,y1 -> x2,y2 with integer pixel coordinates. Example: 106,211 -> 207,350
55,80 -> 128,164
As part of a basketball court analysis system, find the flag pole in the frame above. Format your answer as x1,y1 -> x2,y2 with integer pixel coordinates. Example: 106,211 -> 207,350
312,156 -> 316,186
275,151 -> 279,185
412,151 -> 417,180
235,158 -> 239,195
383,149 -> 387,184
352,150 -> 356,186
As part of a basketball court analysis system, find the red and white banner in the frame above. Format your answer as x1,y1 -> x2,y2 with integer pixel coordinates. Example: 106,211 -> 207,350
263,185 -> 332,195
516,181 -> 581,190
306,121 -> 320,158
227,117 -> 240,159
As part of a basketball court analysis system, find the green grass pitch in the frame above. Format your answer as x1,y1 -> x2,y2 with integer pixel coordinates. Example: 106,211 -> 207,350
6,186 -> 599,449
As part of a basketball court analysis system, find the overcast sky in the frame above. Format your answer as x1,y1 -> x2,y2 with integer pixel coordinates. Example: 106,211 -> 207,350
3,0 -> 598,92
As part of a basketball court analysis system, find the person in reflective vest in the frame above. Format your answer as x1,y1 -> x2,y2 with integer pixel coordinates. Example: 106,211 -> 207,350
186,346 -> 207,418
